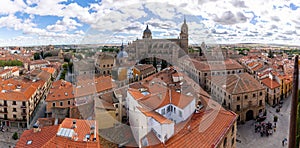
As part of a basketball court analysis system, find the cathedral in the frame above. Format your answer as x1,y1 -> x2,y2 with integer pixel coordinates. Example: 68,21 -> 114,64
125,18 -> 189,64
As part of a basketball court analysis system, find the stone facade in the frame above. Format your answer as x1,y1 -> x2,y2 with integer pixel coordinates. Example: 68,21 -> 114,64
206,73 -> 266,123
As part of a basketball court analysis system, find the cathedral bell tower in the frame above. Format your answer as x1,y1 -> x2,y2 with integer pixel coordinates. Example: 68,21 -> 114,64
180,16 -> 188,54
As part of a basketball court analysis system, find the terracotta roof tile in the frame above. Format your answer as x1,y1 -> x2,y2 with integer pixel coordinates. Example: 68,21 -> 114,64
261,78 -> 280,89
208,73 -> 265,94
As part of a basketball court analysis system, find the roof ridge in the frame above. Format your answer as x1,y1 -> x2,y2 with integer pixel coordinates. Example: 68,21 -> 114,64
232,74 -> 240,94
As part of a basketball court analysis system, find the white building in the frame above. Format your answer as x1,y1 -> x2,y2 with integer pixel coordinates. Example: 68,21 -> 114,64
126,82 -> 195,147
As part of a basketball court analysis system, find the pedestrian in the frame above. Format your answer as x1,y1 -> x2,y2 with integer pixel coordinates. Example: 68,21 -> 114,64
282,140 -> 284,146
274,127 -> 276,132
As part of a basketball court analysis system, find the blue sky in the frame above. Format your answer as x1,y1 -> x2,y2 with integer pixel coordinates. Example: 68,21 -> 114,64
0,0 -> 300,46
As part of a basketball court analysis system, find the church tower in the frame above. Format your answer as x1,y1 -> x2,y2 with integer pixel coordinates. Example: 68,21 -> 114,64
143,25 -> 152,39
180,16 -> 188,54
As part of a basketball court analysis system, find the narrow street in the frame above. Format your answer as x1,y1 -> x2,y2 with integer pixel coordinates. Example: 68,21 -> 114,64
237,95 -> 292,148
29,99 -> 46,128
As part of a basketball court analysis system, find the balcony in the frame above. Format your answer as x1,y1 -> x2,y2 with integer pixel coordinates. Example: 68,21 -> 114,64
21,112 -> 27,116
21,105 -> 26,108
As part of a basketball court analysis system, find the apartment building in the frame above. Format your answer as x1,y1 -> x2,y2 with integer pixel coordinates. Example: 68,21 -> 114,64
45,80 -> 75,118
260,75 -> 281,106
0,78 -> 47,128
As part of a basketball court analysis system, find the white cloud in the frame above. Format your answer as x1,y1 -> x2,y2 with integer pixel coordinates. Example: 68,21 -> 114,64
46,17 -> 82,32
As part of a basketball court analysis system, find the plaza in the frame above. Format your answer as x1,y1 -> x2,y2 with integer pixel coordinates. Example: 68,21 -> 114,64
237,95 -> 291,148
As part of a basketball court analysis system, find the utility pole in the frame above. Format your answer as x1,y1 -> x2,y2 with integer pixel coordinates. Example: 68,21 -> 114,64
289,55 -> 298,148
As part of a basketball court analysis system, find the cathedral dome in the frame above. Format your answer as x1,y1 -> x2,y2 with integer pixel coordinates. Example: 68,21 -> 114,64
117,51 -> 128,59
143,25 -> 151,34
117,43 -> 128,59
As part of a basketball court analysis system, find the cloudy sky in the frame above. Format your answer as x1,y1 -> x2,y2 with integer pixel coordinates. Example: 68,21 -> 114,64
0,0 -> 300,46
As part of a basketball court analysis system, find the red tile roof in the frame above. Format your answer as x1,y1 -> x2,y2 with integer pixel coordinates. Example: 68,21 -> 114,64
16,125 -> 59,148
16,118 -> 100,148
208,73 -> 265,94
261,78 -> 280,89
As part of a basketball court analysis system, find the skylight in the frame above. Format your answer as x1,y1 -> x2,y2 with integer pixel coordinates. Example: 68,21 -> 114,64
26,140 -> 32,145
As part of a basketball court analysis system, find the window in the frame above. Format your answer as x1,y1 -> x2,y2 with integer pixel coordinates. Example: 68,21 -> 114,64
13,108 -> 17,112
23,116 -> 26,120
12,101 -> 16,105
161,109 -> 165,115
68,101 -> 71,105
204,73 -> 207,76
22,101 -> 26,106
103,65 -> 105,68
107,64 -> 109,67
167,105 -> 171,112
253,94 -> 256,97
245,95 -> 248,99
111,64 -> 113,67
13,114 -> 16,118
223,137 -> 227,147
53,102 -> 56,107
22,109 -> 26,113
179,111 -> 182,117
236,105 -> 240,111
259,100 -> 263,106
259,91 -> 263,96
232,138 -> 235,146
237,96 -> 240,101
174,107 -> 176,114
60,102 -> 63,106
232,126 -> 235,135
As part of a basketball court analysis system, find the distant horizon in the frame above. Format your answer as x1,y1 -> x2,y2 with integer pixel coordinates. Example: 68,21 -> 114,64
1,42 -> 300,48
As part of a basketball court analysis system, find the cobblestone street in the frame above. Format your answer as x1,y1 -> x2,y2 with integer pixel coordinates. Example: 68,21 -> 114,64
237,95 -> 292,148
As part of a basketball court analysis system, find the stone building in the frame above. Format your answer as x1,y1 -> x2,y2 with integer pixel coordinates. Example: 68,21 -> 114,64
95,53 -> 115,75
206,73 -> 266,123
179,57 -> 245,88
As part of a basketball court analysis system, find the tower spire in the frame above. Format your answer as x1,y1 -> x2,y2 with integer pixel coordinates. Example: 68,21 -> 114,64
121,41 -> 124,51
184,15 -> 186,24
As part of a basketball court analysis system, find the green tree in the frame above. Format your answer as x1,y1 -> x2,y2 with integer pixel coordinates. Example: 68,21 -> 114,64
268,50 -> 274,58
34,53 -> 40,60
12,132 -> 18,140
43,52 -> 53,58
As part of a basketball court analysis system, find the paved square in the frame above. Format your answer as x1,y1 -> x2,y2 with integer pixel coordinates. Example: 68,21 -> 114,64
237,95 -> 291,148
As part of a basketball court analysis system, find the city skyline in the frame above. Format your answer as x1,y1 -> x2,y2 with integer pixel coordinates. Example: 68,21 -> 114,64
0,0 -> 300,46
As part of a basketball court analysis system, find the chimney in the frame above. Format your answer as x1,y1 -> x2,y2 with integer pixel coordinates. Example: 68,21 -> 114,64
90,125 -> 95,135
72,120 -> 76,129
169,89 -> 172,103
33,123 -> 41,133
158,93 -> 162,100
